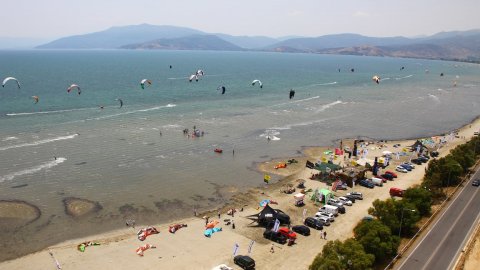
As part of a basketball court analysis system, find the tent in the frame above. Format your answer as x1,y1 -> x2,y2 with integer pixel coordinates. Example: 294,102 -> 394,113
311,188 -> 333,204
314,162 -> 342,173
246,204 -> 290,226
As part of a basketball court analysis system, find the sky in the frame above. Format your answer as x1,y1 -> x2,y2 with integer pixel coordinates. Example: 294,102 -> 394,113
2,0 -> 479,39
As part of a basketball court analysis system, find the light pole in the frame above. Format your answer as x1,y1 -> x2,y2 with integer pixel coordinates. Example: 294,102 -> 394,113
399,208 -> 416,238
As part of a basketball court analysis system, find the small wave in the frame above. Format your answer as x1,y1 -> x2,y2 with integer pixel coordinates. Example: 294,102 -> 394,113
315,100 -> 343,113
299,81 -> 338,89
6,108 -> 91,116
428,94 -> 441,103
2,136 -> 18,141
269,96 -> 320,108
381,77 -> 391,81
88,104 -> 176,121
0,157 -> 66,182
396,75 -> 413,80
0,134 -> 78,151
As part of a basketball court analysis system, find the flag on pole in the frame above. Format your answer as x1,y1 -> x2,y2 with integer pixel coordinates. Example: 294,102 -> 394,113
332,179 -> 340,191
233,243 -> 239,256
264,174 -> 271,184
273,219 -> 280,232
248,240 -> 255,255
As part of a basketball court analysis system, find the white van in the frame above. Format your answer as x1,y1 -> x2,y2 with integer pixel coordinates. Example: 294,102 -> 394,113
371,177 -> 383,187
319,205 -> 339,216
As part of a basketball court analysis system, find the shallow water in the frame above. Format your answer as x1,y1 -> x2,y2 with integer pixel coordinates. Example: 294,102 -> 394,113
0,50 -> 479,260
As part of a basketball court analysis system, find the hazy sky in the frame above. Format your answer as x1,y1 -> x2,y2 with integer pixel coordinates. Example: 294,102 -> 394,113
2,0 -> 479,39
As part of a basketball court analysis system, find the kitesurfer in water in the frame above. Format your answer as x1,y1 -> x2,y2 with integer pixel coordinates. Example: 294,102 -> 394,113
289,89 -> 295,99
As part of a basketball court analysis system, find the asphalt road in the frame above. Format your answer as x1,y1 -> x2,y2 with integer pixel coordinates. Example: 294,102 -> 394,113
396,169 -> 480,270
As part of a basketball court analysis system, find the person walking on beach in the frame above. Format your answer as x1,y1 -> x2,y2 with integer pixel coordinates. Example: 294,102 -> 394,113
232,220 -> 235,229
194,208 -> 197,217
323,231 -> 327,240
270,244 -> 275,253
218,211 -> 221,219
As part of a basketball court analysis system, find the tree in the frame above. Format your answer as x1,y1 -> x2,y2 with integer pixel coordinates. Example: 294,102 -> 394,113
354,220 -> 400,263
403,187 -> 432,216
310,239 -> 374,270
368,199 -> 420,236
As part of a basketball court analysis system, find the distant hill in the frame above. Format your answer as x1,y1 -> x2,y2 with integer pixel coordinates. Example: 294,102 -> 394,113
121,35 -> 244,51
316,34 -> 480,62
35,24 -> 480,62
266,33 -> 414,52
37,24 -> 205,49
214,34 -> 279,49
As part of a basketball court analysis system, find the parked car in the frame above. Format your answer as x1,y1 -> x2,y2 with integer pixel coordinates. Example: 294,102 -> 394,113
346,192 -> 363,200
343,194 -> 356,203
396,166 -> 408,173
263,230 -> 287,244
371,177 -> 384,186
381,173 -> 394,181
472,180 -> 480,187
403,162 -> 416,169
384,171 -> 398,178
315,216 -> 331,226
327,198 -> 344,207
359,179 -> 375,188
418,156 -> 430,163
336,184 -> 348,190
338,196 -> 353,206
315,211 -> 335,222
233,255 -> 255,270
390,187 -> 405,197
399,164 -> 412,171
410,159 -> 423,165
278,227 -> 297,239
304,217 -> 324,230
291,225 -> 310,236
319,205 -> 339,216
376,175 -> 388,183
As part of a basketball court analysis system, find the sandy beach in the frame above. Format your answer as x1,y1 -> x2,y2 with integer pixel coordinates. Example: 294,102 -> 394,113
1,117 -> 479,270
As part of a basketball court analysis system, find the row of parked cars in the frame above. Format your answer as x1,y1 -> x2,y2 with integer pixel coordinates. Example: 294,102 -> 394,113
303,192 -> 363,231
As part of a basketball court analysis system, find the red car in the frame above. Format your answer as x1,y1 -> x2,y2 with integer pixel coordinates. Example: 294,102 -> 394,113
278,227 -> 297,239
384,170 -> 398,178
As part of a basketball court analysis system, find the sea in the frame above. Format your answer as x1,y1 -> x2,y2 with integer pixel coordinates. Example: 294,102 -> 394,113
0,50 -> 479,260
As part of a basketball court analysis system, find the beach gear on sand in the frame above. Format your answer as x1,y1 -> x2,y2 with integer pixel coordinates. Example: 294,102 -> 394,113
204,227 -> 222,237
77,241 -> 100,252
214,148 -> 223,153
169,224 -> 188,233
136,243 -> 156,256
137,226 -> 159,241
274,163 -> 287,169
206,220 -> 219,229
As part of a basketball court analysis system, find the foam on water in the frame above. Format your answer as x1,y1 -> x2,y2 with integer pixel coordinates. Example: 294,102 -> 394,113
0,157 -> 66,182
2,136 -> 18,141
315,100 -> 344,113
0,134 -> 78,151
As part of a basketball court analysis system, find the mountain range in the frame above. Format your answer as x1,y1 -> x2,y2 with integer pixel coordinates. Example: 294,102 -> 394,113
35,24 -> 480,62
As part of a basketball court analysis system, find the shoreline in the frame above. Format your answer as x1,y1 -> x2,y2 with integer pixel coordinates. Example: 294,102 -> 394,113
2,116 -> 480,270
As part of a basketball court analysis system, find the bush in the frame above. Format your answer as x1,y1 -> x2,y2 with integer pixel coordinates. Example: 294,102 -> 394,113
354,220 -> 400,263
403,187 -> 432,216
310,239 -> 374,270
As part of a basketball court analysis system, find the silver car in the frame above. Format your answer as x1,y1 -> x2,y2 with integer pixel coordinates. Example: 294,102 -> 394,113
315,211 -> 335,222
338,196 -> 353,206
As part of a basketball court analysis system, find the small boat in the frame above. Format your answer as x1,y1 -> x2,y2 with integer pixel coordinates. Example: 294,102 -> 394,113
214,148 -> 223,153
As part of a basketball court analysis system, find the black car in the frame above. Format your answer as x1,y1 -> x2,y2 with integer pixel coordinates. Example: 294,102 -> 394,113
292,225 -> 311,236
263,230 -> 287,244
358,179 -> 374,189
343,195 -> 356,203
472,180 -> 480,187
304,217 -> 324,230
410,159 -> 423,165
381,173 -> 394,180
234,255 -> 255,270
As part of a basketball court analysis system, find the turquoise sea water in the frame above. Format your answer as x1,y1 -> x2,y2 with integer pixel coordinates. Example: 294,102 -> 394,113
1,50 -> 479,260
